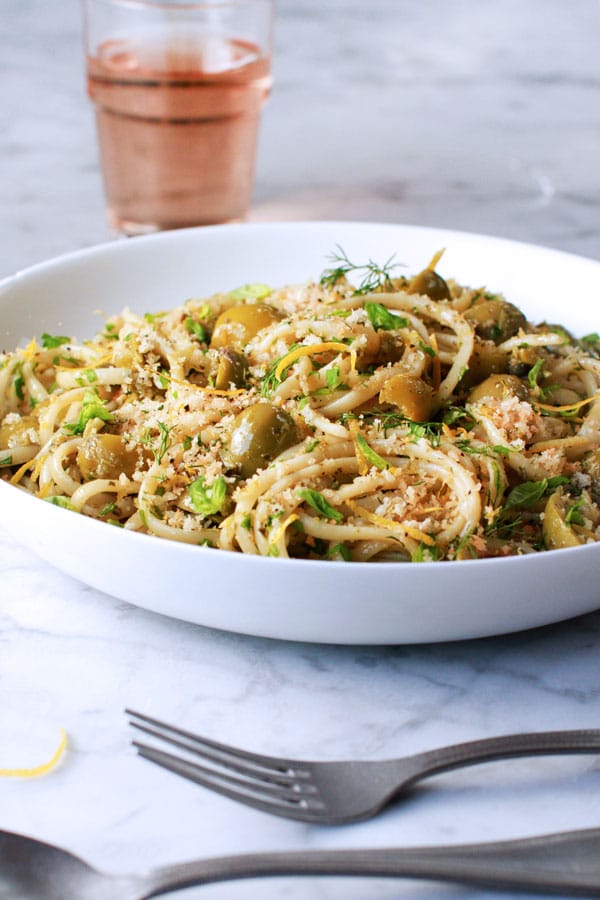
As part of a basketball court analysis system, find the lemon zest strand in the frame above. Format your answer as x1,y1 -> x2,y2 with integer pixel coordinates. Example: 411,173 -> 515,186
536,391 -> 600,414
10,455 -> 39,486
426,248 -> 445,271
346,499 -> 435,546
274,342 -> 356,381
347,420 -> 369,476
23,338 -> 38,361
270,513 -> 300,544
0,728 -> 67,778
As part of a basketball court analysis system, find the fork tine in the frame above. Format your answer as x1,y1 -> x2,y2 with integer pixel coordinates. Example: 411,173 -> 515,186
133,741 -> 328,820
131,740 -> 311,801
131,721 -> 299,788
126,709 -> 311,784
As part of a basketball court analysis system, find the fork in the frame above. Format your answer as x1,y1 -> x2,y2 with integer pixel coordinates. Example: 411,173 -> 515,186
5,825 -> 600,898
126,709 -> 600,825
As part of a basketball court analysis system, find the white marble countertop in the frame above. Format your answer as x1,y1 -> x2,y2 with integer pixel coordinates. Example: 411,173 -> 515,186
2,2 -> 600,898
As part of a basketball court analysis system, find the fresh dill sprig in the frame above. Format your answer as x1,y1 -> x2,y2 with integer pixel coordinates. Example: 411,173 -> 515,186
319,246 -> 401,295
340,409 -> 444,444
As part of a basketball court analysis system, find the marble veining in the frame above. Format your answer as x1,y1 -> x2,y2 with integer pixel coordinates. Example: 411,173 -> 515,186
2,1 -> 600,897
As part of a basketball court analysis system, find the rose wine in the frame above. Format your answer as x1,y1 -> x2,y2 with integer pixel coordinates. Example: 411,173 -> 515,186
87,37 -> 271,233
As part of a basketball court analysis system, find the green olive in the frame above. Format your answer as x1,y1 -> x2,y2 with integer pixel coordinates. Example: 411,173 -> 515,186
542,489 -> 585,550
213,349 -> 249,390
228,403 -> 300,478
77,433 -> 143,480
210,303 -> 284,350
464,299 -> 527,344
379,373 -> 435,422
468,373 -> 529,404
0,415 -> 37,450
407,269 -> 451,301
462,339 -> 509,387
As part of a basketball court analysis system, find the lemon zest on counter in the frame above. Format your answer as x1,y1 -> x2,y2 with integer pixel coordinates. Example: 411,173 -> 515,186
0,728 -> 67,778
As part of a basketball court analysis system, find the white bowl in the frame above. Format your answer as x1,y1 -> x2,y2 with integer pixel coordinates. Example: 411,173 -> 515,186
2,221 -> 600,643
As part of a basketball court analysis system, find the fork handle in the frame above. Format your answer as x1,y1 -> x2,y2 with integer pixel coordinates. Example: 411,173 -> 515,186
402,728 -> 600,786
143,828 -> 600,897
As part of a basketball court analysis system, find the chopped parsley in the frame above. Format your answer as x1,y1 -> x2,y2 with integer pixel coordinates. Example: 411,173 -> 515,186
41,333 -> 70,349
364,302 -> 409,332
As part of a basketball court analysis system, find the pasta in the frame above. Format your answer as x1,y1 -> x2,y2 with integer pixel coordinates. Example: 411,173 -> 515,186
2,248 -> 600,562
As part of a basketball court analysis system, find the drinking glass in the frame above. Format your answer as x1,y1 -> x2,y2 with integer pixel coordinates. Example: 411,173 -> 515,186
82,0 -> 274,235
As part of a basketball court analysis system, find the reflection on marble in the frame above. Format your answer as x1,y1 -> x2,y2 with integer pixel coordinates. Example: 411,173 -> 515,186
2,1 -> 600,897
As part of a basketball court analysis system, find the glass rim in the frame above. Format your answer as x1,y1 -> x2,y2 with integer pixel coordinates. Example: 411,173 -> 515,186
84,0 -> 273,11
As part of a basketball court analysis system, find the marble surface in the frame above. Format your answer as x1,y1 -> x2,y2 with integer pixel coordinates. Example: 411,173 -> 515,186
2,1 -> 600,898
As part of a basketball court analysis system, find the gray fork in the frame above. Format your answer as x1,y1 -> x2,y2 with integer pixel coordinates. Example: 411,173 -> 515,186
5,825 -> 600,898
127,709 -> 600,825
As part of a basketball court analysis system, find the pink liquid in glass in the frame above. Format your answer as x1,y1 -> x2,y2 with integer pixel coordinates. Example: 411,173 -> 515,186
87,37 -> 271,234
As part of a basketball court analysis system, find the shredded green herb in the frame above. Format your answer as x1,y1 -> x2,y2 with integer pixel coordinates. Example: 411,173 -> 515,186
328,543 -> 352,561
565,498 -> 585,527
504,476 -> 569,510
188,475 -> 227,516
355,432 -> 388,470
184,316 -> 207,342
13,364 -> 24,401
297,488 -> 343,522
63,389 -> 114,435
45,495 -> 75,510
228,283 -> 271,301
